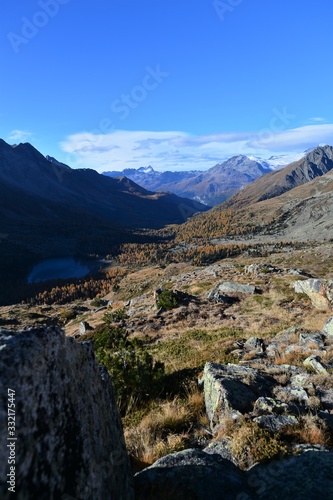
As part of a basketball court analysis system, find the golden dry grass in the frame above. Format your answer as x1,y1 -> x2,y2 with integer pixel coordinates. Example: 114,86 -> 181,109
124,387 -> 209,469
284,415 -> 332,447
214,418 -> 288,469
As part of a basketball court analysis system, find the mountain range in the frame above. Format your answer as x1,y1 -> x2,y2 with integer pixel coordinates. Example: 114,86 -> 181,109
1,136 -> 332,305
103,153 -> 305,206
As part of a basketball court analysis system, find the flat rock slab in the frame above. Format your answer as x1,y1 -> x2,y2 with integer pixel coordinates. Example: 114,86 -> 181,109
299,332 -> 325,349
217,282 -> 259,295
254,414 -> 298,432
206,289 -> 232,303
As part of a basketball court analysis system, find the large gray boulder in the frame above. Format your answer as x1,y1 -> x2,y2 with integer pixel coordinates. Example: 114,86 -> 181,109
206,289 -> 231,304
135,448 -> 333,499
0,327 -> 134,499
200,362 -> 274,432
246,451 -> 333,499
294,279 -> 333,309
134,449 -> 249,499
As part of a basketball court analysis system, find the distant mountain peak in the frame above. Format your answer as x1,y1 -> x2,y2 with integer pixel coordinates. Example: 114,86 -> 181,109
137,165 -> 155,174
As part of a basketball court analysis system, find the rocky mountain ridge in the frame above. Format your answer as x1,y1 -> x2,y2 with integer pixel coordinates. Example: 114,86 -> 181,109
224,145 -> 333,209
0,139 -> 207,229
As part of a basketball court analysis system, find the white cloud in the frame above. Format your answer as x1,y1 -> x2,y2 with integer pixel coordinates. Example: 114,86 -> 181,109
309,117 -> 326,123
8,129 -> 33,143
59,124 -> 333,172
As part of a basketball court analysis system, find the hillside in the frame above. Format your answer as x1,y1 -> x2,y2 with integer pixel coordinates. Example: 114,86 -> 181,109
0,139 -> 208,230
2,237 -> 333,496
174,145 -> 333,243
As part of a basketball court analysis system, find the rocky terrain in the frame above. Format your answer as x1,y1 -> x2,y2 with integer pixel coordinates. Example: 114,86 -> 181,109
1,279 -> 333,498
1,239 -> 333,497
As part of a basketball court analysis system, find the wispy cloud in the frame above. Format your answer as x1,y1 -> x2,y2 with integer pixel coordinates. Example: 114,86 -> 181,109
60,124 -> 333,172
8,129 -> 34,143
309,117 -> 326,123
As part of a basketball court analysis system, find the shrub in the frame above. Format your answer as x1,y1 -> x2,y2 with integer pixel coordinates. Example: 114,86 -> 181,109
92,323 -> 164,413
104,308 -> 128,323
90,298 -> 106,307
157,289 -> 179,310
58,309 -> 77,321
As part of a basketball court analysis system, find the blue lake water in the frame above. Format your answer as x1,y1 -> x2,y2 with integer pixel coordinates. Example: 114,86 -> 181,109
28,258 -> 97,284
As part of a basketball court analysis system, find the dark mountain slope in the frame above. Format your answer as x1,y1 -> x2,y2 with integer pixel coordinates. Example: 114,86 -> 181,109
0,139 -> 208,296
0,140 -> 207,228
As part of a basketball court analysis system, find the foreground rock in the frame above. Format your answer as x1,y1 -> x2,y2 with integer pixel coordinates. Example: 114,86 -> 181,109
134,449 -> 249,500
0,327 -> 134,499
199,362 -> 274,432
294,278 -> 333,309
135,449 -> 333,499
247,450 -> 333,499
323,316 -> 333,338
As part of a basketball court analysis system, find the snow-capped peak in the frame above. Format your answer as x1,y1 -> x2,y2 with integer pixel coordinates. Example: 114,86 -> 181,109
137,166 -> 155,174
248,152 -> 306,171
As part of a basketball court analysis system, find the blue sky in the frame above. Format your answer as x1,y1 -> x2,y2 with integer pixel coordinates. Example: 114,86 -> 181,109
1,0 -> 333,171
